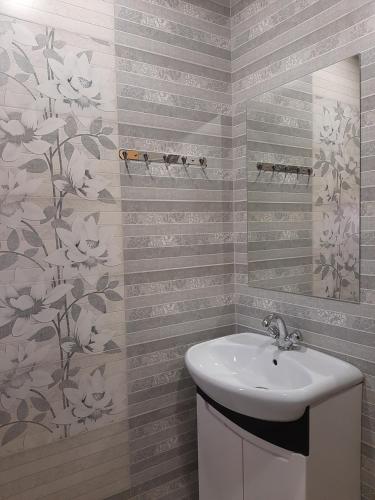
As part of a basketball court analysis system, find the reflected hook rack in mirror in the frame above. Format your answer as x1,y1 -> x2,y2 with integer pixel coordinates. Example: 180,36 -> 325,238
256,163 -> 312,176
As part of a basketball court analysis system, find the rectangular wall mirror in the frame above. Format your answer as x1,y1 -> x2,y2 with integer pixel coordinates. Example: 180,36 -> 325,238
247,56 -> 361,303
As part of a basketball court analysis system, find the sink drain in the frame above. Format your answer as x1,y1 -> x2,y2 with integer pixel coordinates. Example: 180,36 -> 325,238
255,386 -> 269,390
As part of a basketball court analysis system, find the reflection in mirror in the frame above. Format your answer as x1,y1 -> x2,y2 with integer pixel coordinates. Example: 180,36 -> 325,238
247,56 -> 360,303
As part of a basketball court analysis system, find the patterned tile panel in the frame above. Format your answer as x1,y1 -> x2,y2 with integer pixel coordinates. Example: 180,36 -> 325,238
0,1 -> 131,498
0,12 -> 126,455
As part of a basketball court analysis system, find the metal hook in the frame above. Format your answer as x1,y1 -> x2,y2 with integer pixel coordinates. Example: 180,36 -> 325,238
256,163 -> 263,180
119,149 -> 130,174
296,167 -> 300,185
307,168 -> 311,186
143,153 -> 150,169
199,157 -> 207,169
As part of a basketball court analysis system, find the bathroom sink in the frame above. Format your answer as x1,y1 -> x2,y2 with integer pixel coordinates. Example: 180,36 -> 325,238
185,332 -> 363,422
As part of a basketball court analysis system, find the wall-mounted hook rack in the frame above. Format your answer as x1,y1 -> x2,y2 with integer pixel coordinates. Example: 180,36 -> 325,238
119,149 -> 208,169
256,162 -> 312,176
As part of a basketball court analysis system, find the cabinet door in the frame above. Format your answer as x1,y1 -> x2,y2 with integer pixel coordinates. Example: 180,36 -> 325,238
243,436 -> 306,500
197,396 -> 243,500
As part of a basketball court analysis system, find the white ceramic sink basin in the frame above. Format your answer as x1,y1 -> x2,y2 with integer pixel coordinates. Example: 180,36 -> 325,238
185,332 -> 363,422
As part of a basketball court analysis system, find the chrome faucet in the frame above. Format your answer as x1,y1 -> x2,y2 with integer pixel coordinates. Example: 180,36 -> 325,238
262,314 -> 302,350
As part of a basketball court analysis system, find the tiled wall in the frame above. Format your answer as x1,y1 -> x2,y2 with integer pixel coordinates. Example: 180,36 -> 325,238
114,0 -> 234,498
0,1 -> 130,499
2,0 -> 375,499
232,1 -> 375,498
246,77 -> 313,295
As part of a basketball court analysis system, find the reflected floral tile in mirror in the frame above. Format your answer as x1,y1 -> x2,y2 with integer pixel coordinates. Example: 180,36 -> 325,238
312,57 -> 360,302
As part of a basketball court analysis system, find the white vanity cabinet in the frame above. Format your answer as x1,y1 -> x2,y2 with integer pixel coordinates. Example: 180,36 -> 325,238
197,384 -> 362,500
197,394 -> 243,500
242,435 -> 305,500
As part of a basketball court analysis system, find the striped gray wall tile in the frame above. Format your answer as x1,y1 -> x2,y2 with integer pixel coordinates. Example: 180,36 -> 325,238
114,0 -> 233,498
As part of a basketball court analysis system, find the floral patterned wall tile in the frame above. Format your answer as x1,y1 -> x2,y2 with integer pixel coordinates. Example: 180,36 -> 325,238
0,350 -> 127,457
0,14 -> 126,456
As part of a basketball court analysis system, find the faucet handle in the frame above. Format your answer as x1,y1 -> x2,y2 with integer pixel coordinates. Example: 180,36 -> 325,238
262,314 -> 274,328
289,330 -> 302,347
262,315 -> 279,339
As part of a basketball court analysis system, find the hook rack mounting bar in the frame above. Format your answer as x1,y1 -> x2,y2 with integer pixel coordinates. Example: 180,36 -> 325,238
119,149 -> 207,168
257,162 -> 312,176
